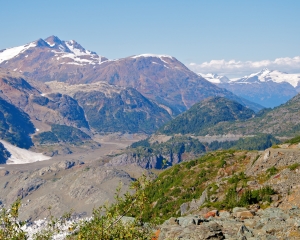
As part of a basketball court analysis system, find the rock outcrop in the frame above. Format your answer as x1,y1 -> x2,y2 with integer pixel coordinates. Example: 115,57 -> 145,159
158,207 -> 300,239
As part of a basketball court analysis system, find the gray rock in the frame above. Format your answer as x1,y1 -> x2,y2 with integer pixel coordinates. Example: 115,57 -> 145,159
177,216 -> 195,227
219,211 -> 231,218
180,202 -> 190,216
16,178 -> 45,199
237,225 -> 254,238
158,221 -> 224,240
233,207 -> 248,213
190,188 -> 208,209
260,207 -> 289,220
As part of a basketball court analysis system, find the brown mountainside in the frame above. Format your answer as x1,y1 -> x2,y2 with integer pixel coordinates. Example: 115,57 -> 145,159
0,69 -> 172,142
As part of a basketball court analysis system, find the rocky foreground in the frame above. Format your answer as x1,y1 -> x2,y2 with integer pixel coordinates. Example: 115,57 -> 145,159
20,205 -> 300,239
157,206 -> 300,239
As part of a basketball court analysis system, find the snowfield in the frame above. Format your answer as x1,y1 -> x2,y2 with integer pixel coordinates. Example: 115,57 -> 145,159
0,42 -> 36,63
0,140 -> 51,164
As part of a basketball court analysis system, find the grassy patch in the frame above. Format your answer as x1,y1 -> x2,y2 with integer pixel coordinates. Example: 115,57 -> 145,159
289,163 -> 300,171
266,166 -> 278,178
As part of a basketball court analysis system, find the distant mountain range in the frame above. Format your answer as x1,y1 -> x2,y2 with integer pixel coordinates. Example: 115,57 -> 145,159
200,69 -> 300,108
7,35 -> 300,157
0,36 -> 262,114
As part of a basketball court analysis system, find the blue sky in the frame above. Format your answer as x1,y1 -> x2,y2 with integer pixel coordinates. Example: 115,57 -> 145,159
1,0 -> 299,77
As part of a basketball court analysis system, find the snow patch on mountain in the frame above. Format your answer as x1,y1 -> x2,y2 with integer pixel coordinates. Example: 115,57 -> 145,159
132,54 -> 173,59
201,69 -> 300,88
0,42 -> 36,63
65,40 -> 93,56
132,54 -> 174,64
198,73 -> 230,84
45,41 -> 55,47
0,140 -> 51,164
0,36 -> 107,66
232,68 -> 300,87
45,81 -> 125,98
54,51 -> 97,65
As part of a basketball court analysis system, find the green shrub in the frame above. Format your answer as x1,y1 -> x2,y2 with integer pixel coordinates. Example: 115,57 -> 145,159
285,135 -> 300,144
266,166 -> 278,178
0,199 -> 27,239
227,172 -> 247,184
271,145 -> 280,149
215,186 -> 275,210
289,163 -> 300,171
186,161 -> 196,169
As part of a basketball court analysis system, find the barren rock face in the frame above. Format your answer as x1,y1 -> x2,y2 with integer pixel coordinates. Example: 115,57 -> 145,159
246,148 -> 300,176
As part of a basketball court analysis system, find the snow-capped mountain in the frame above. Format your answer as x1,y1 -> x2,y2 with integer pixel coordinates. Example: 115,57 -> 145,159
0,36 -> 263,114
201,69 -> 299,108
198,73 -> 230,84
232,68 -> 300,88
0,35 -> 107,67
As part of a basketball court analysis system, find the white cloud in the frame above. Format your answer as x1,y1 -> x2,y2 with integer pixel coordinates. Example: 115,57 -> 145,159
188,56 -> 300,78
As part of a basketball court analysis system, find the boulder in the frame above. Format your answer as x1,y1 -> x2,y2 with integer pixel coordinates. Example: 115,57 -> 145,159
232,207 -> 248,213
204,210 -> 218,219
237,225 -> 254,238
180,202 -> 190,216
219,210 -> 231,218
236,211 -> 254,219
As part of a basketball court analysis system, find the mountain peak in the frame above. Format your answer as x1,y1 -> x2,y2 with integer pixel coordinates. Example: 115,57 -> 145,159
258,68 -> 272,75
44,35 -> 63,47
34,38 -> 49,47
65,40 -> 97,55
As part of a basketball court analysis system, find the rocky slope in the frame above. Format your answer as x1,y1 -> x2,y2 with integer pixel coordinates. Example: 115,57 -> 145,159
109,134 -> 280,171
158,207 -> 300,239
45,81 -> 172,134
0,36 -> 263,114
146,141 -> 300,239
0,158 -> 146,221
73,87 -> 171,134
